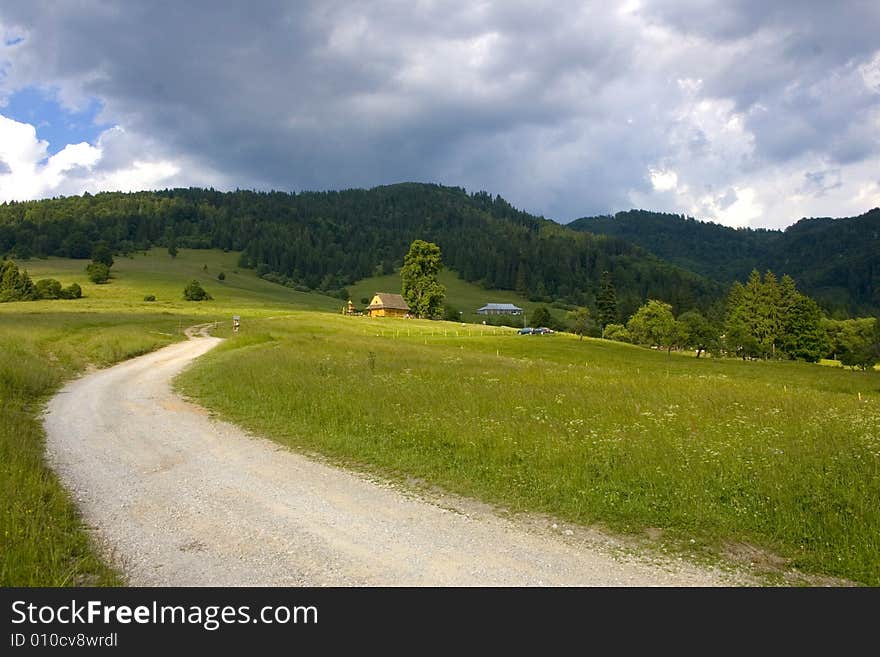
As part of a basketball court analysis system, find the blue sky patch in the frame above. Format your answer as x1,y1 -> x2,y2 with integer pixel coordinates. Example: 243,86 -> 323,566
1,86 -> 109,154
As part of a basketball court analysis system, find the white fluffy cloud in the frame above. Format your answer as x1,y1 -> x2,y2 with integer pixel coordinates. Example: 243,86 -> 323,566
0,116 -> 228,201
0,114 -> 101,200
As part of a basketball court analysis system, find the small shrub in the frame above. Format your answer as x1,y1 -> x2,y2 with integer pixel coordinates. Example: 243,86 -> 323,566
143,294 -> 156,302
183,280 -> 212,301
35,278 -> 62,300
603,323 -> 630,342
86,262 -> 110,284
442,305 -> 461,322
59,283 -> 82,299
218,272 -> 226,281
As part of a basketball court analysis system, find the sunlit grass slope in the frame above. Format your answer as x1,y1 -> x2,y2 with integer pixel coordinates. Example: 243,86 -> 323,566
178,313 -> 880,585
15,248 -> 340,316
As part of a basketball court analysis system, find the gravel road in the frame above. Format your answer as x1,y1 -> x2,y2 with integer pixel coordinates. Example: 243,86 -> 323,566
44,327 -> 746,586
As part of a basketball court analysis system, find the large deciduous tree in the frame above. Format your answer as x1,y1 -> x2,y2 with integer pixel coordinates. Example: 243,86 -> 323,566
568,307 -> 595,340
676,310 -> 718,358
838,317 -> 880,370
401,240 -> 445,318
627,299 -> 675,351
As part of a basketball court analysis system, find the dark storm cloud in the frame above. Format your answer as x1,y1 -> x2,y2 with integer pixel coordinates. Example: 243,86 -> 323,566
0,1 -> 878,224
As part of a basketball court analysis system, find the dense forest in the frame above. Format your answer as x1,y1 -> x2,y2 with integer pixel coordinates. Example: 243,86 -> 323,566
569,208 -> 880,316
0,184 -> 719,321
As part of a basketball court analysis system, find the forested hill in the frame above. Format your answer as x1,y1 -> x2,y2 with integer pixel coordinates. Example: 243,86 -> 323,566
569,208 -> 880,315
0,184 -> 718,319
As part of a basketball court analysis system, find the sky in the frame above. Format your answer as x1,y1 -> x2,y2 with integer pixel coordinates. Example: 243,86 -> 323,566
0,1 -> 878,229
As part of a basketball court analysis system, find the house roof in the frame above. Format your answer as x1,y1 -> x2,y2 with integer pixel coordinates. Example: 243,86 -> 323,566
477,303 -> 523,311
367,293 -> 410,311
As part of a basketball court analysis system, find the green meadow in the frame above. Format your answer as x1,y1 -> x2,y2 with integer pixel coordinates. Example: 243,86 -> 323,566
178,313 -> 880,585
0,249 -> 338,585
3,249 -> 879,585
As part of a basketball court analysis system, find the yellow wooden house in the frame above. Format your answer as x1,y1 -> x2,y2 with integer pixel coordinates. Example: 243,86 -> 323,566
365,293 -> 410,318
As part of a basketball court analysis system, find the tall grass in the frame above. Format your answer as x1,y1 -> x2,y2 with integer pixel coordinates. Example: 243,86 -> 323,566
1,248 -> 340,585
178,314 -> 880,585
0,313 -> 187,585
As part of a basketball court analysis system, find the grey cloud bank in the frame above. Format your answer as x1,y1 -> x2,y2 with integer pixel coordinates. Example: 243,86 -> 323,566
0,1 -> 878,228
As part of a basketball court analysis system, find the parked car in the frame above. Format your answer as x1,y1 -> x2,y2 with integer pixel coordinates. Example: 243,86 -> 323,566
533,327 -> 555,334
518,327 -> 534,334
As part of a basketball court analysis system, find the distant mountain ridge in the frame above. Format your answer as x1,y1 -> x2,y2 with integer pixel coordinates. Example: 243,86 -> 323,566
569,208 -> 880,315
1,183 -> 876,316
0,184 -> 718,321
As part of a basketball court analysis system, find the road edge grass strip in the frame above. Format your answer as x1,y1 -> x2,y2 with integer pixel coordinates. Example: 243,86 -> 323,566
0,314 -> 189,586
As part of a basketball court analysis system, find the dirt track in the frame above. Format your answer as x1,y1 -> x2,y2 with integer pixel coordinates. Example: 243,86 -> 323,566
44,327 -> 747,586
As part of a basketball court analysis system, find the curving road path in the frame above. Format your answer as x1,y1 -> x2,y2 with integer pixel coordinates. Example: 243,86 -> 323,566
44,326 -> 746,586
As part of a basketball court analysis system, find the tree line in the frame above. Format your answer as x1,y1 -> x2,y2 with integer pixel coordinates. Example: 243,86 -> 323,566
570,207 -> 880,316
593,269 -> 879,368
0,259 -> 81,302
0,184 -> 719,318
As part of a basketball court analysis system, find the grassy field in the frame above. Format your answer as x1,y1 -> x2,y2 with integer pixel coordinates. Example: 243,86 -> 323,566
15,248 -> 340,317
4,249 -> 879,586
178,313 -> 880,585
0,249 -> 338,585
348,269 -> 567,325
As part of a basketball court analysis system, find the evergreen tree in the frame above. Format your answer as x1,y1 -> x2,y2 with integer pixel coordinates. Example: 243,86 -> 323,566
515,263 -> 528,296
91,242 -> 114,268
529,305 -> 552,328
780,294 -> 828,362
596,270 -> 618,329
183,280 -> 212,301
760,270 -> 782,357
401,240 -> 445,318
0,260 -> 36,302
725,270 -> 776,358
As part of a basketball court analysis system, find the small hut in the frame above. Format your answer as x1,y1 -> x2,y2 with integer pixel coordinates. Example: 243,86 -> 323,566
365,293 -> 410,318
